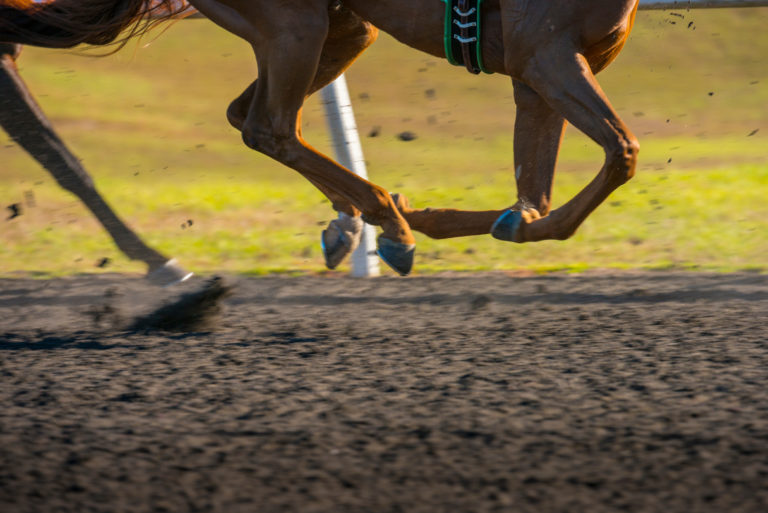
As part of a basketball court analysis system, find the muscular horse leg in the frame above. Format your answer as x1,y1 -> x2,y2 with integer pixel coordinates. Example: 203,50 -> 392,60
394,79 -> 566,239
500,47 -> 638,243
511,80 -> 566,216
220,7 -> 381,268
192,0 -> 415,274
0,44 -> 190,284
225,7 -> 378,219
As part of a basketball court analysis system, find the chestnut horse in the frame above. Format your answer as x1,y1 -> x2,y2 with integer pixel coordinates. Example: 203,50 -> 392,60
1,0 -> 640,275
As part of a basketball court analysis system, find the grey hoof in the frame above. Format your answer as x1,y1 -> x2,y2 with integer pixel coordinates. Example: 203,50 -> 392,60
491,210 -> 523,242
321,215 -> 363,269
377,237 -> 415,276
146,259 -> 194,287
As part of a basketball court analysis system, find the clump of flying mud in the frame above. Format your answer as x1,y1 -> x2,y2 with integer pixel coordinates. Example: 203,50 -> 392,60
128,276 -> 233,333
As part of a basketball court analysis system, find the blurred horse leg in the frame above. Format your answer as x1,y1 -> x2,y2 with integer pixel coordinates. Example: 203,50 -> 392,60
0,43 -> 191,285
191,0 -> 416,274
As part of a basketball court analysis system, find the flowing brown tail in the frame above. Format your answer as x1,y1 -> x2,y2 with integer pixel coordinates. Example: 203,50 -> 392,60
0,0 -> 188,49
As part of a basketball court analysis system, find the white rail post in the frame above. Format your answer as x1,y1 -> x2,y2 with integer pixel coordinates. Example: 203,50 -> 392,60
320,75 -> 380,278
638,0 -> 767,8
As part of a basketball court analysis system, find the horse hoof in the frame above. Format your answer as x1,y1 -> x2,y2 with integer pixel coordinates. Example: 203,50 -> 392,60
146,259 -> 194,287
377,237 -> 415,276
491,210 -> 523,242
321,214 -> 363,269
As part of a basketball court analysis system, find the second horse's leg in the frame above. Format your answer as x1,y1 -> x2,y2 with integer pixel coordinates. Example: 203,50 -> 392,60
0,44 -> 191,285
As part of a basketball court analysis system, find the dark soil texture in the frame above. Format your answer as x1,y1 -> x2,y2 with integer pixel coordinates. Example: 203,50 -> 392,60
1,272 -> 767,513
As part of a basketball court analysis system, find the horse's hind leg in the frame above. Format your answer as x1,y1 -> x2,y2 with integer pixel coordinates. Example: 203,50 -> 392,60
224,8 -> 378,268
194,1 -> 415,274
0,45 -> 191,285
225,6 -> 377,203
493,47 -> 638,243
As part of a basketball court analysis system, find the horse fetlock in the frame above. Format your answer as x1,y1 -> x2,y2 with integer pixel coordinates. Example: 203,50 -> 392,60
146,259 -> 194,287
511,194 -> 545,217
513,211 -> 573,242
605,136 -> 639,184
493,207 -> 545,242
361,188 -> 396,225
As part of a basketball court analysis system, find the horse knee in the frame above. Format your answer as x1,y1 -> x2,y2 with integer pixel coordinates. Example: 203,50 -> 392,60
605,134 -> 639,185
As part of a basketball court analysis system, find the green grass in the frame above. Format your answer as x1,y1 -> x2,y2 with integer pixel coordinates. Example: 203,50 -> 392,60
1,9 -> 766,276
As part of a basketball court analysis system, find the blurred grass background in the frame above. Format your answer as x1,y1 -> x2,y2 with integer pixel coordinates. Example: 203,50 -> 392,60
1,8 -> 766,276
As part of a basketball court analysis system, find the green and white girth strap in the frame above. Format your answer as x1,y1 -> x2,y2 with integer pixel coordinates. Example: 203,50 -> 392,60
441,0 -> 492,75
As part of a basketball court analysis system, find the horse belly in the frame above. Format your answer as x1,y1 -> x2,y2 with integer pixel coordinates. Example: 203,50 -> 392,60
344,0 -> 445,58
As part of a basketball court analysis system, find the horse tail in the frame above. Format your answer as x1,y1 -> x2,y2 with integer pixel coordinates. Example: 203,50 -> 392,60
0,0 -> 189,50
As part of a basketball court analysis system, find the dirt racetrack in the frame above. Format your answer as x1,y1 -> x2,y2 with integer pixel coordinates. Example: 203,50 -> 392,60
0,272 -> 767,513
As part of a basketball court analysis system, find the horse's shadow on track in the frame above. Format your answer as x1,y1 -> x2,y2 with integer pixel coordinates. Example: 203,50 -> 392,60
0,278 -> 235,350
0,333 -> 137,351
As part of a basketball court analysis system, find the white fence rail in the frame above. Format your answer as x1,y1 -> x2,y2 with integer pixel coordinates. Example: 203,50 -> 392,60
321,78 -> 380,278
639,0 -> 767,8
185,0 -> 767,17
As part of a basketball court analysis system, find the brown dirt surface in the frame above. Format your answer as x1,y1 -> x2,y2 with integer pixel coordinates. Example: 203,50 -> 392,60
1,272 -> 767,513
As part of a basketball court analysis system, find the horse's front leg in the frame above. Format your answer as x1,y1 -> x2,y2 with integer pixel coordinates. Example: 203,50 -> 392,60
491,47 -> 639,243
228,79 -> 366,269
392,77 -> 566,240
0,44 -> 190,285
191,0 -> 415,274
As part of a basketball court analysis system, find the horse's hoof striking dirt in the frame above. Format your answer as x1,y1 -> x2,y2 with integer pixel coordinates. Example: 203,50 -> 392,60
321,214 -> 364,269
146,259 -> 194,287
377,236 -> 416,276
490,210 -> 523,242
129,276 -> 233,333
